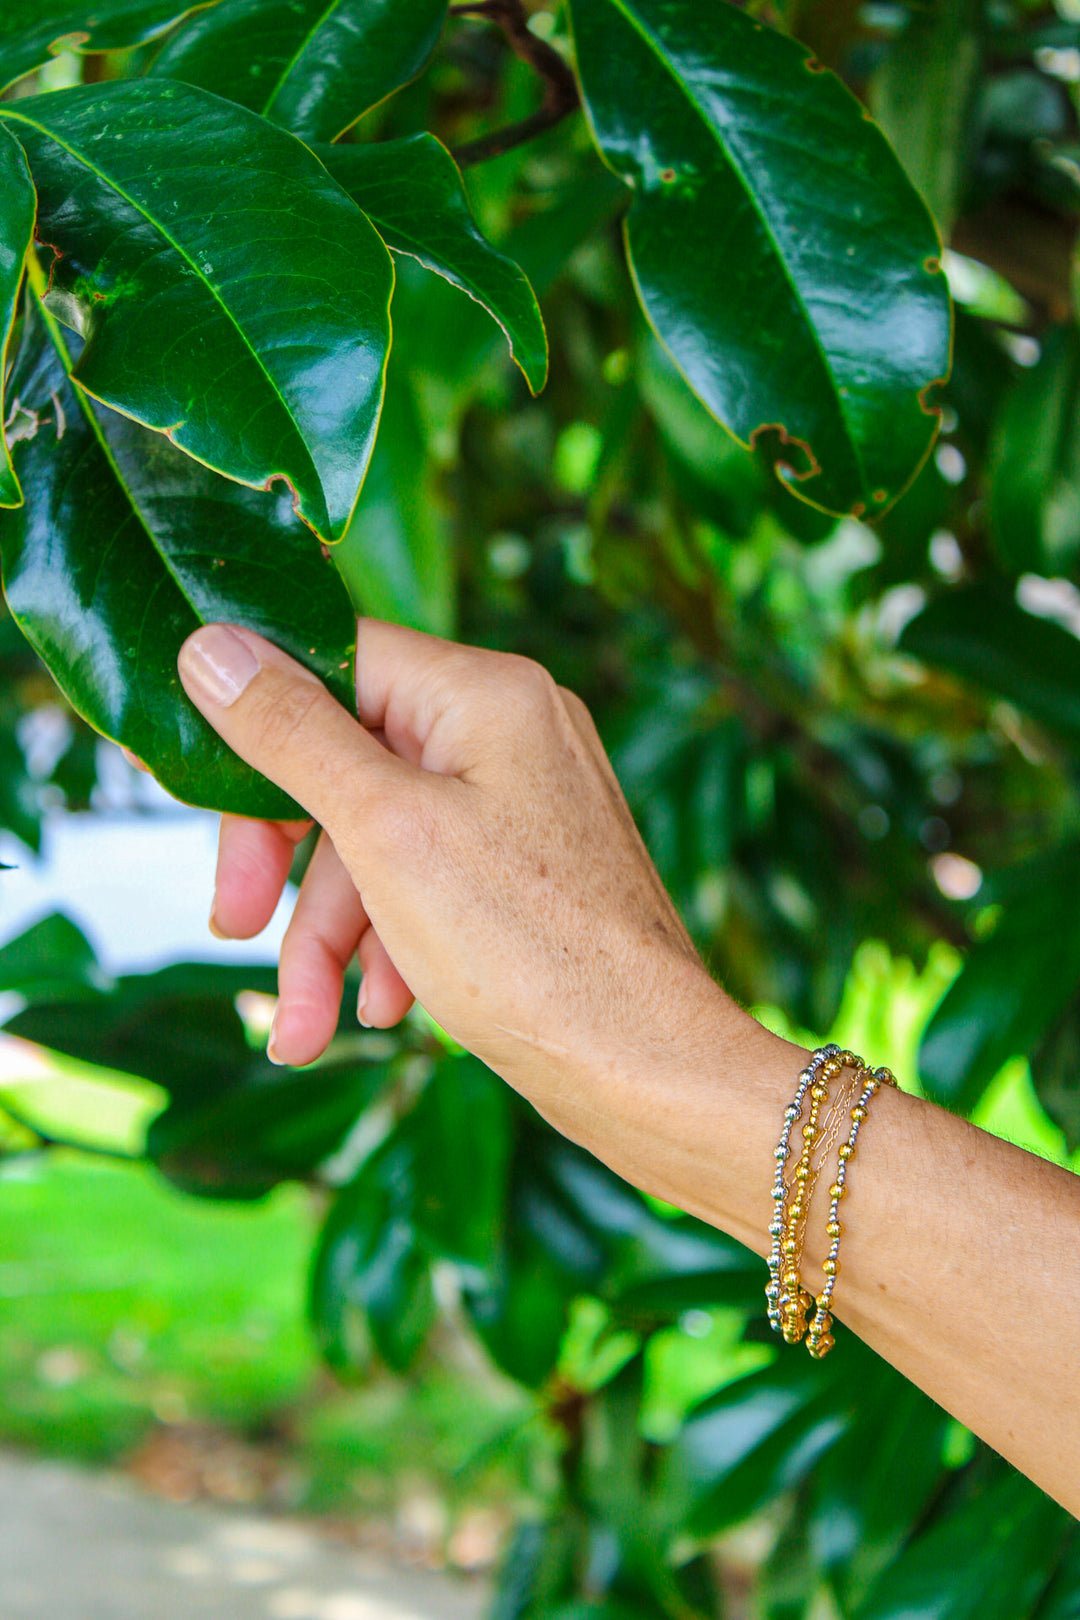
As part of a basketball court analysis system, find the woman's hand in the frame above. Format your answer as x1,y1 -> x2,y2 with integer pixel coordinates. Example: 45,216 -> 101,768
178,619 -> 753,1103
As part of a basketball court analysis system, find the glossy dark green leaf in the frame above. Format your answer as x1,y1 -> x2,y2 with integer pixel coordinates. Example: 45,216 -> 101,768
0,720 -> 42,851
149,0 -> 446,142
0,0 -> 214,90
146,1053 -> 391,1198
463,1233 -> 573,1388
311,1146 -> 434,1373
0,126 -> 36,510
0,300 -> 356,817
1,81 -> 393,542
331,355 -> 455,636
919,845 -> 1080,1113
899,584 -> 1080,746
808,1370 -> 952,1609
5,960 -> 276,1097
317,134 -> 547,394
410,1054 -> 511,1274
661,1342 -> 857,1537
0,911 -> 105,1001
988,326 -> 1080,575
543,1137 -> 760,1311
855,1467 -> 1072,1620
568,0 -> 951,519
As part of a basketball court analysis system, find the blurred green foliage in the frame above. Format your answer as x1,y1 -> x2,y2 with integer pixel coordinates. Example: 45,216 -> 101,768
3,0 -> 1080,1614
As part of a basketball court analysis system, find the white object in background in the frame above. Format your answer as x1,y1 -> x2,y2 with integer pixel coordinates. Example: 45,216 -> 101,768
0,810 -> 293,976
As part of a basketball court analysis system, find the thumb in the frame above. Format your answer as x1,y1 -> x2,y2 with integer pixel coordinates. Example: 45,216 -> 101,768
177,624 -> 401,833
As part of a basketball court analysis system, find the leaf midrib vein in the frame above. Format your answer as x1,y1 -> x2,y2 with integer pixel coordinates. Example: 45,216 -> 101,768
261,0 -> 342,125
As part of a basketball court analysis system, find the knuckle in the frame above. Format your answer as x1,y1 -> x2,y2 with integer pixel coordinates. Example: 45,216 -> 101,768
503,654 -> 560,714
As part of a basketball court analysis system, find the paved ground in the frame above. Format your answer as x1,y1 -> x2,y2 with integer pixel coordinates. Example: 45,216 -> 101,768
0,1453 -> 488,1620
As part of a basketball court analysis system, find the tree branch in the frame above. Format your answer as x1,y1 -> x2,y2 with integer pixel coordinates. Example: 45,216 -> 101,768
450,0 -> 580,167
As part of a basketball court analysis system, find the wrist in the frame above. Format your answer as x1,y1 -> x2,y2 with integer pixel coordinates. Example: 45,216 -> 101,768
518,960 -> 811,1259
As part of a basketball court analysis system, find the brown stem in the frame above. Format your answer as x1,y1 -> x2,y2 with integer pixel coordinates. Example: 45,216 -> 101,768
450,0 -> 580,166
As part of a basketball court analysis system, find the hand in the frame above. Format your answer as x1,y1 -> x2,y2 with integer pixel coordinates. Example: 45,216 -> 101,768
177,620 -> 744,1110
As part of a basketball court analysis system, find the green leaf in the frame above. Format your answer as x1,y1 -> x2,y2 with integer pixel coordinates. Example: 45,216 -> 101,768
0,300 -> 357,817
855,1467 -> 1072,1620
661,1344 -> 855,1537
918,845 -> 1080,1113
1,81 -> 393,543
149,0 -> 446,143
0,126 -> 36,510
0,719 -> 42,851
5,960 -> 276,1096
410,1054 -> 511,1275
311,1145 -> 435,1373
568,0 -> 951,519
899,583 -> 1080,747
0,0 -> 213,90
0,911 -> 105,1001
988,326 -> 1080,575
331,355 -> 456,637
318,133 -> 548,394
146,1053 -> 392,1198
808,1373 -> 952,1609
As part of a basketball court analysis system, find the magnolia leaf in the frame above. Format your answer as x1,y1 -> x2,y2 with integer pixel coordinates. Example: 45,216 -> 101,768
318,133 -> 548,394
1,81 -> 393,542
0,298 -> 356,816
568,0 -> 952,518
149,0 -> 447,143
0,0 -> 216,90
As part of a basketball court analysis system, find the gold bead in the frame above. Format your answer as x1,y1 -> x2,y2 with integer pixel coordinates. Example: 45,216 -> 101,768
826,1220 -> 842,1238
838,1144 -> 853,1160
851,1105 -> 867,1122
802,1123 -> 817,1139
829,1183 -> 845,1201
783,1238 -> 797,1257
808,1333 -> 834,1359
795,1164 -> 810,1182
822,1258 -> 838,1277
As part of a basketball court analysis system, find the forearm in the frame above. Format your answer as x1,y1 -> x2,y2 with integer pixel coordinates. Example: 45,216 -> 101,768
525,972 -> 1080,1519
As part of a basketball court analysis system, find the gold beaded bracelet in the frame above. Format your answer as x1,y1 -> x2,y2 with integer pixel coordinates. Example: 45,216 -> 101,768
767,1045 -> 898,1358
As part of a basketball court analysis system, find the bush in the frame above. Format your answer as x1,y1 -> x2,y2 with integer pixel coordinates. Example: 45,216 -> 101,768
1,1 -> 1079,1613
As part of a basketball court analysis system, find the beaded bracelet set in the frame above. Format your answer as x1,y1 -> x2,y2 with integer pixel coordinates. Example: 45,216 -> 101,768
766,1044 -> 897,1358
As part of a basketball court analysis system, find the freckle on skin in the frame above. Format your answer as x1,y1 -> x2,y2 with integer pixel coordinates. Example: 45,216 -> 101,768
538,861 -> 548,878
466,982 -> 480,998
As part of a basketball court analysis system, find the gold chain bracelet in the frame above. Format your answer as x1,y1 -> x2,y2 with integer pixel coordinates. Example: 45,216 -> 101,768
768,1045 -> 898,1358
